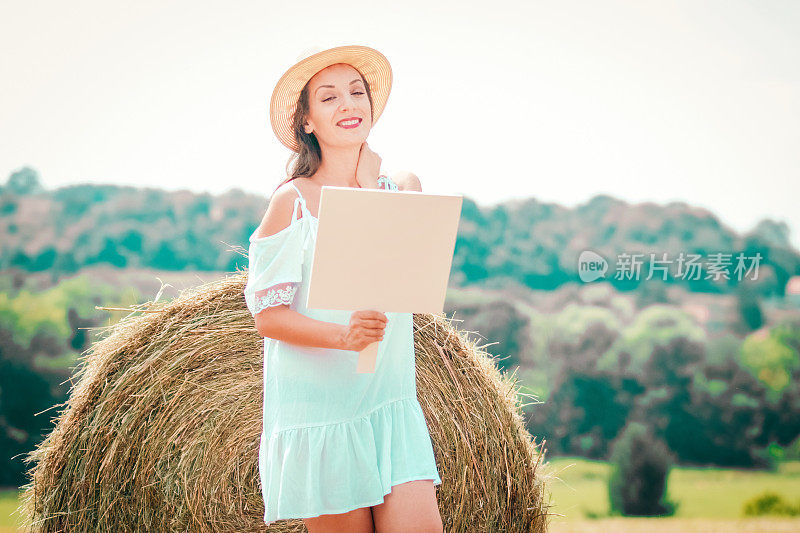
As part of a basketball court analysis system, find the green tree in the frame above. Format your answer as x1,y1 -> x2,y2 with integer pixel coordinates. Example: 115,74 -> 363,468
608,421 -> 678,517
4,166 -> 44,195
740,325 -> 799,401
735,283 -> 763,333
0,356 -> 61,485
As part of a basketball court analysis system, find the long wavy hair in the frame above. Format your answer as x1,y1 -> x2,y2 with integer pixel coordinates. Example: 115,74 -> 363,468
271,65 -> 375,196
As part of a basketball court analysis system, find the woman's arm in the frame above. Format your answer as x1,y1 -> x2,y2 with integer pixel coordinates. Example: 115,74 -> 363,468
252,184 -> 347,349
256,307 -> 346,349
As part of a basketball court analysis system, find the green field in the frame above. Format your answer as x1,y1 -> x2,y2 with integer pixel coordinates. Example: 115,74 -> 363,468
0,489 -> 23,533
544,456 -> 800,520
3,459 -> 800,531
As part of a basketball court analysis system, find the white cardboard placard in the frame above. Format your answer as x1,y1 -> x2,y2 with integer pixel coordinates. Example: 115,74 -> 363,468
306,186 -> 462,372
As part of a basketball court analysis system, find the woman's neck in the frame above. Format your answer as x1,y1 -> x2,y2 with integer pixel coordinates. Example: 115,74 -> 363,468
312,144 -> 361,187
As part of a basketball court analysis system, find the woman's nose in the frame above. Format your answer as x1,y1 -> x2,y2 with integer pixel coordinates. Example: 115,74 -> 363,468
339,93 -> 356,112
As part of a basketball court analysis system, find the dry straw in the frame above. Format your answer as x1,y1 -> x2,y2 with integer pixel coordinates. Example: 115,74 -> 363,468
17,269 -> 556,532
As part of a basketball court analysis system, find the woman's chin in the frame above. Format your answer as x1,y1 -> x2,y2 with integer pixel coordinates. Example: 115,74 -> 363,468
336,137 -> 369,149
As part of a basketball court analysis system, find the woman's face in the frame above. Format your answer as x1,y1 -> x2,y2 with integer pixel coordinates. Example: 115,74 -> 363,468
304,63 -> 372,150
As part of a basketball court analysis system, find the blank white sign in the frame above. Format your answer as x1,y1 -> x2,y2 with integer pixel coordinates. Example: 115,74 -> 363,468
306,186 -> 462,314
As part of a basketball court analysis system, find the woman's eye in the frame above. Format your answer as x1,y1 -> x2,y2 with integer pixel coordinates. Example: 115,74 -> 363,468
322,91 -> 364,103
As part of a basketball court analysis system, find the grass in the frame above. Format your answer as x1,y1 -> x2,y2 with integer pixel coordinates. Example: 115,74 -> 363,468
0,488 -> 24,533
548,517 -> 800,533
545,456 -> 800,520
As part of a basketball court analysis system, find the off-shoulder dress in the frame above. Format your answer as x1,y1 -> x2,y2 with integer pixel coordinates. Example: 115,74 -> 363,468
243,177 -> 442,525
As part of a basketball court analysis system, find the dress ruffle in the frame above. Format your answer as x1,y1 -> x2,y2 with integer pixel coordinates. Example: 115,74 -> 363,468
259,396 -> 442,525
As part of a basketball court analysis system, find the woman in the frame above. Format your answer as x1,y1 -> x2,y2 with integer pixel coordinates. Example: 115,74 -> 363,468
243,45 -> 443,533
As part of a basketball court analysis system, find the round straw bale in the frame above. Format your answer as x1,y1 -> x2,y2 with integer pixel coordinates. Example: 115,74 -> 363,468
18,273 -> 555,532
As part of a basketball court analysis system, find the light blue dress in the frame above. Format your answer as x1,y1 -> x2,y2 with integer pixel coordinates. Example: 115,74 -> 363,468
243,178 -> 442,525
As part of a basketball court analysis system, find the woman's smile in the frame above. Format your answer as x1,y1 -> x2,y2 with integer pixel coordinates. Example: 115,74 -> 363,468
337,117 -> 362,129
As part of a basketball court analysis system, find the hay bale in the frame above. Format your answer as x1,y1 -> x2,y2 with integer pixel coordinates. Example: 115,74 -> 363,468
17,273 -> 555,532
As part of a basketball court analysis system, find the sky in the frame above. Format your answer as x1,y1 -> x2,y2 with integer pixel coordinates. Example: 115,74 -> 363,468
2,0 -> 799,249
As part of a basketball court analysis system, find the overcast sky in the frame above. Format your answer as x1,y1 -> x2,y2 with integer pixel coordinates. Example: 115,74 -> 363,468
2,0 -> 798,249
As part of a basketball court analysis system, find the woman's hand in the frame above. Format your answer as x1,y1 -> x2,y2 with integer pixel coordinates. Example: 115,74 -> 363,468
338,309 -> 387,351
354,142 -> 382,189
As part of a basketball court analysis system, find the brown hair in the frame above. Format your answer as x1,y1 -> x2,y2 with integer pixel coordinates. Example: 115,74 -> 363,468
271,64 -> 375,196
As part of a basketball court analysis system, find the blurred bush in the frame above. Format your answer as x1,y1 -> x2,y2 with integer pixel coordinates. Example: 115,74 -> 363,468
742,491 -> 800,516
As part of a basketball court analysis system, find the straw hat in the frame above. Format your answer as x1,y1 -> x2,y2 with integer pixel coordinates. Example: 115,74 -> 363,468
269,44 -> 393,152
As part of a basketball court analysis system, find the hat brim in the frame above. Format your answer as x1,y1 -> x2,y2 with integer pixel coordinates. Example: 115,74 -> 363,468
270,45 -> 393,153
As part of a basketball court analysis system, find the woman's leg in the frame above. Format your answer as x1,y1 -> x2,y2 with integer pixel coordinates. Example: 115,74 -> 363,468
303,505 -> 374,533
371,480 -> 442,533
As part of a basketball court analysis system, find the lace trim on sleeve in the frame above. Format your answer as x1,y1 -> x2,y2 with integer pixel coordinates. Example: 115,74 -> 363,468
253,281 -> 299,313
377,175 -> 399,191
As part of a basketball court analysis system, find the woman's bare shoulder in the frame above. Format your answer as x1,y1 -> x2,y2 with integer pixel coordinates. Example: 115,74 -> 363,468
390,171 -> 422,192
289,177 -> 321,216
254,183 -> 301,239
